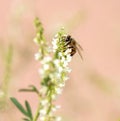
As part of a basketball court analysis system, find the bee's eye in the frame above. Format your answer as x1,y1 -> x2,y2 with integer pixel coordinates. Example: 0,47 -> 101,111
67,35 -> 71,39
65,35 -> 71,42
65,38 -> 69,42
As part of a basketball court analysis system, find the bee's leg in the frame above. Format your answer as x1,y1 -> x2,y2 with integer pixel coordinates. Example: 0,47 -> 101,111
68,46 -> 74,49
70,48 -> 76,56
67,46 -> 74,56
64,41 -> 71,47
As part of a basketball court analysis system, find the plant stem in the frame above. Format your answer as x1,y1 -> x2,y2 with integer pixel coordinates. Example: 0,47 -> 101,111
33,104 -> 41,121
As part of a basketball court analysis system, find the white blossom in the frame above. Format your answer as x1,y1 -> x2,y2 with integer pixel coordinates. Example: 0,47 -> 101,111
41,56 -> 52,64
40,109 -> 47,115
55,105 -> 61,109
41,99 -> 48,106
52,105 -> 61,112
66,55 -> 72,62
55,87 -> 62,95
58,83 -> 65,87
33,37 -> 38,44
39,87 -> 47,95
43,64 -> 49,70
52,38 -> 58,50
53,59 -> 60,65
38,68 -> 44,75
34,52 -> 41,60
58,66 -> 63,73
56,116 -> 62,121
51,94 -> 57,100
40,116 -> 45,121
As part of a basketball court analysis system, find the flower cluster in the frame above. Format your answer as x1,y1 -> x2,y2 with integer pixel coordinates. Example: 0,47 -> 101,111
34,18 -> 73,121
10,18 -> 75,121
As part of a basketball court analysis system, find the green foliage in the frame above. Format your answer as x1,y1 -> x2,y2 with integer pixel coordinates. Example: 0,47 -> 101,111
19,85 -> 40,95
25,101 -> 33,120
10,97 -> 33,121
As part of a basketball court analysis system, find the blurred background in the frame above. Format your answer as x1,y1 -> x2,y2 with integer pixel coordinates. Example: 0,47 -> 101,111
0,0 -> 120,121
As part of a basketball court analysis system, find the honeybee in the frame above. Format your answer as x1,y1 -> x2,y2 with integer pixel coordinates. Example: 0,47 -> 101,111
64,35 -> 83,59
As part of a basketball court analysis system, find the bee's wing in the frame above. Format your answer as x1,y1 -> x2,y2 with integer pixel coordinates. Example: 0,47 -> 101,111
76,42 -> 83,50
76,42 -> 83,60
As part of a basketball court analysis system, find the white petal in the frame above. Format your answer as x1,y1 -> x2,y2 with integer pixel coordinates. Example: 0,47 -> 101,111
56,116 -> 62,121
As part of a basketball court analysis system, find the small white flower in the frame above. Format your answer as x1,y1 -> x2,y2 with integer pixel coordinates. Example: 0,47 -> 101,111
40,116 -> 45,121
35,52 -> 41,60
66,54 -> 72,62
56,116 -> 62,121
51,94 -> 57,100
33,37 -> 38,44
39,87 -> 47,95
63,61 -> 68,67
58,52 -> 63,57
41,99 -> 48,106
55,73 -> 61,78
58,66 -> 63,73
55,87 -> 62,95
51,105 -> 61,112
55,105 -> 61,109
58,83 -> 65,87
52,38 -> 58,50
52,106 -> 57,112
64,48 -> 71,55
65,67 -> 72,73
54,34 -> 58,38
41,56 -> 52,64
63,76 -> 69,81
45,56 -> 52,62
43,64 -> 49,70
61,56 -> 65,62
54,59 -> 60,65
40,109 -> 47,115
38,68 -> 44,75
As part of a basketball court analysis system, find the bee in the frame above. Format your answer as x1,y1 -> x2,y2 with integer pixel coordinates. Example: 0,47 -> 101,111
64,35 -> 83,59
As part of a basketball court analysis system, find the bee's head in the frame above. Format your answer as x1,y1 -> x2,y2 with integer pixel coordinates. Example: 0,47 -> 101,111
66,35 -> 71,42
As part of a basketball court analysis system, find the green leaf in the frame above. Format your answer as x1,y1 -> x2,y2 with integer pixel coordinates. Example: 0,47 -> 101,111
22,118 -> 30,121
19,88 -> 34,92
25,101 -> 33,120
10,97 -> 28,117
19,85 -> 39,95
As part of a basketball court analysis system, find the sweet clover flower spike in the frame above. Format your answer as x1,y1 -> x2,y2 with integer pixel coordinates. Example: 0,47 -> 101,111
34,18 -> 73,121
34,18 -> 50,60
10,18 -> 82,121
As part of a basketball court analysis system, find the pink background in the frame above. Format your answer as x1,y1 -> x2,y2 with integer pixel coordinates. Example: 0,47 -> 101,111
0,0 -> 120,121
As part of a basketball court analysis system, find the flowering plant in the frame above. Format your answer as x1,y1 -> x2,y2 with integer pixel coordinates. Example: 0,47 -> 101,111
10,18 -> 74,121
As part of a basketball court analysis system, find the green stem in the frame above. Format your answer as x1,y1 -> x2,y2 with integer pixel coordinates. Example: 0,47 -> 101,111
33,104 -> 41,121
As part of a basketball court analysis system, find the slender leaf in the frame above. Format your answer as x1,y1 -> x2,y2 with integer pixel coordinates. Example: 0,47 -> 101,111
25,101 -> 33,120
19,85 -> 39,94
23,118 -> 30,121
10,97 -> 28,117
19,88 -> 34,92
29,85 -> 39,92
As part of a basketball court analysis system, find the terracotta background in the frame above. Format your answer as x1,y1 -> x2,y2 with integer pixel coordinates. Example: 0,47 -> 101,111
0,0 -> 120,121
